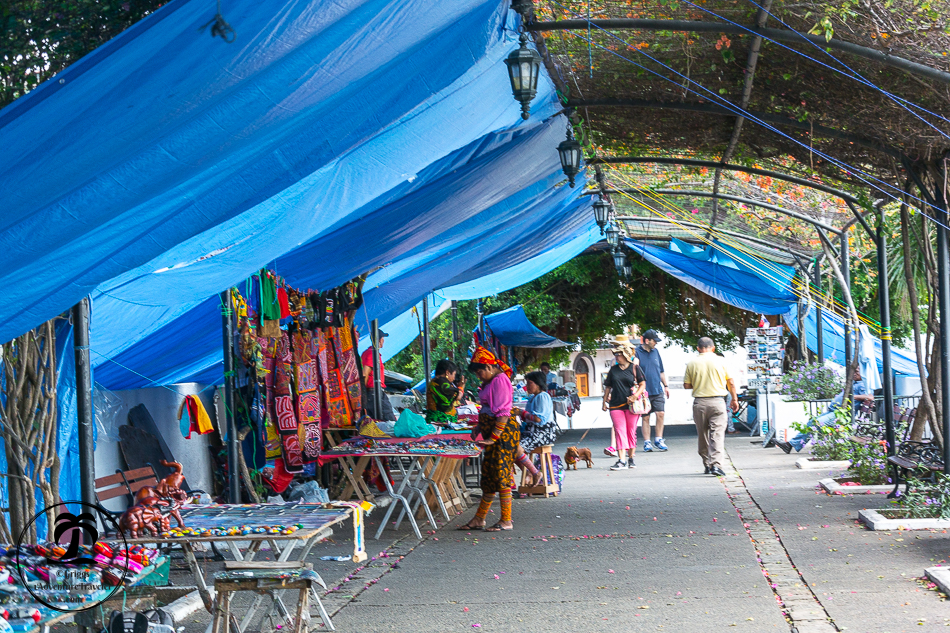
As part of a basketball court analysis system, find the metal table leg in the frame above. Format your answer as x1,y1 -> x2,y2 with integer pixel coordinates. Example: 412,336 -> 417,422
372,456 -> 422,540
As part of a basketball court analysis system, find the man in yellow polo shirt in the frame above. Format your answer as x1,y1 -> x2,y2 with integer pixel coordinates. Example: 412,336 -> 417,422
683,337 -> 739,476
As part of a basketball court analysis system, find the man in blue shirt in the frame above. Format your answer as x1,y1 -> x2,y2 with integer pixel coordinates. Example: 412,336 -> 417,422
635,329 -> 671,452
540,362 -> 559,389
775,366 -> 874,453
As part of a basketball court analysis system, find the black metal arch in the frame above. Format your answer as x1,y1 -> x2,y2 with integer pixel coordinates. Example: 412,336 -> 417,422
588,156 -> 860,203
566,99 -> 902,158
526,19 -> 950,85
615,215 -> 809,260
613,187 -> 843,234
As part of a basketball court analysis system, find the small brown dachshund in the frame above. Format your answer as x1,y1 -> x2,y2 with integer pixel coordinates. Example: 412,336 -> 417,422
564,446 -> 593,469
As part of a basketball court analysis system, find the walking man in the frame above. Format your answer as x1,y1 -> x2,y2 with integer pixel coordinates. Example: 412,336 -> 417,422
635,329 -> 671,452
683,337 -> 739,476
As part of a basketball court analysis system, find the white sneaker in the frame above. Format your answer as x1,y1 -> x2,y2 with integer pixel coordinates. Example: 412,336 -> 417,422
610,459 -> 628,471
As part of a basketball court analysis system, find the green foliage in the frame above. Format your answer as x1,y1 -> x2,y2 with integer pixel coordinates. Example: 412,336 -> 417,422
791,403 -> 854,461
892,474 -> 950,519
846,437 -> 891,485
1,1 -> 164,109
779,361 -> 843,400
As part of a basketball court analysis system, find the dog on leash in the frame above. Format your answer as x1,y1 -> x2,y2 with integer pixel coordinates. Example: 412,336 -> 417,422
564,446 -> 593,470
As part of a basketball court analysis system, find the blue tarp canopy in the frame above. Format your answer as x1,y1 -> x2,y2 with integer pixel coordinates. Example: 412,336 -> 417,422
626,238 -> 798,315
784,304 -> 920,377
0,0 -> 569,346
0,0 -> 602,388
482,305 -> 569,348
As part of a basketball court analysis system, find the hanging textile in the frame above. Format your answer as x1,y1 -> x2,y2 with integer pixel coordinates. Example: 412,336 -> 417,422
293,329 -> 322,463
177,395 -> 213,439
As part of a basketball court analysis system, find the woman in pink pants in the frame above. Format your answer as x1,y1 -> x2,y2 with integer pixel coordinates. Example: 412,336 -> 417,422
601,343 -> 647,470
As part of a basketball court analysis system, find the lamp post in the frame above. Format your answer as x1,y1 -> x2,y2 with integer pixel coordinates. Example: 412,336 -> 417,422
612,248 -> 626,276
504,33 -> 542,120
593,198 -> 609,232
623,262 -> 632,279
557,124 -> 583,187
605,222 -> 620,248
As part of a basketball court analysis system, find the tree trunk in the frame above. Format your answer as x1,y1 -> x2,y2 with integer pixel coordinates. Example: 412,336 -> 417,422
818,234 -> 860,404
900,196 -> 940,443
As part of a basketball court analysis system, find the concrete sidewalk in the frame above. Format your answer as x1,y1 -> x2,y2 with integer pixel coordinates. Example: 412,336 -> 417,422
324,427 -> 948,632
141,423 -> 948,633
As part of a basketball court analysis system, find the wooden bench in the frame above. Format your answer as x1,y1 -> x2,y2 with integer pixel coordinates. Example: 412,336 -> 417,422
847,400 -> 882,444
95,466 -> 160,517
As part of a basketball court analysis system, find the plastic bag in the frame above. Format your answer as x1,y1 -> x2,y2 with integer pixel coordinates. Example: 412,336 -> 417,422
393,409 -> 438,438
93,382 -> 123,442
286,481 -> 329,504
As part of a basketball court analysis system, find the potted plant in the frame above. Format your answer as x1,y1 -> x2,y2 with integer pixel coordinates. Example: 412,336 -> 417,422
775,362 -> 843,449
789,404 -> 854,470
820,438 -> 894,494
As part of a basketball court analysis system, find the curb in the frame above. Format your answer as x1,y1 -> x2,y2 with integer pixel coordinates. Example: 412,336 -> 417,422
925,566 -> 950,596
818,478 -> 891,495
859,508 -> 950,531
795,458 -> 850,470
162,586 -> 208,624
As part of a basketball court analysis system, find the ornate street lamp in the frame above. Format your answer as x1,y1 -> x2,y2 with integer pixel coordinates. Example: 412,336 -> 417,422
605,222 -> 620,248
623,261 -> 633,279
557,124 -> 583,187
592,197 -> 609,232
612,248 -> 626,276
504,33 -> 542,120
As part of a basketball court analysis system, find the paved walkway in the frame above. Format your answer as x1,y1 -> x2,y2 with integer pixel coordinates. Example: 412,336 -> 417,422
157,422 -> 947,633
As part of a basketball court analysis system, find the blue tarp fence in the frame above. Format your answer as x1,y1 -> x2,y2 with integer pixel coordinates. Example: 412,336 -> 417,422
784,304 -> 920,377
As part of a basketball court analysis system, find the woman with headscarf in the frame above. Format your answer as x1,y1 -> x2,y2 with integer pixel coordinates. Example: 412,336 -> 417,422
511,370 -> 555,487
602,342 -> 647,470
457,347 -> 519,532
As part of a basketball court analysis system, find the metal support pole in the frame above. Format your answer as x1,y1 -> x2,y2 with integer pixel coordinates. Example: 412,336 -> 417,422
877,217 -> 896,456
371,319 -> 383,420
221,290 -> 240,503
841,234 -> 852,370
422,296 -> 431,382
936,159 -> 950,474
813,262 -> 825,365
72,297 -> 96,507
450,300 -> 459,360
796,296 -> 805,361
477,299 -> 486,343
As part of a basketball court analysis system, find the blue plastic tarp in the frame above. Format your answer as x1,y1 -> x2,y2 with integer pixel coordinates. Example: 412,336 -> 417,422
783,304 -> 920,377
94,119 -> 593,389
627,238 -> 798,315
482,305 -> 569,348
359,221 -> 600,362
0,0 -> 555,345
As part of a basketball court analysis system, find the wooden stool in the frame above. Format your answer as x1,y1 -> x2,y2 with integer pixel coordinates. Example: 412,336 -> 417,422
212,561 -> 334,633
517,445 -> 559,497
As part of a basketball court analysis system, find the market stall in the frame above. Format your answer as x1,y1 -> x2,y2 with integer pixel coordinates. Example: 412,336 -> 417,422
322,437 -> 480,540
104,502 -> 367,615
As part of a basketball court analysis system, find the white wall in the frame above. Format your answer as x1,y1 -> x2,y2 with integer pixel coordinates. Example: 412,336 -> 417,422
94,383 -> 217,513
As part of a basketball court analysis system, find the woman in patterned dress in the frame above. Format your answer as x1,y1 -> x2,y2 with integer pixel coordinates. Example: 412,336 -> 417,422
457,347 -> 519,532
